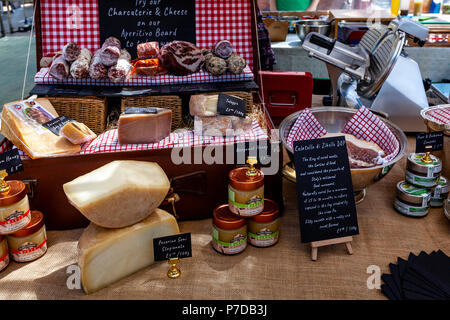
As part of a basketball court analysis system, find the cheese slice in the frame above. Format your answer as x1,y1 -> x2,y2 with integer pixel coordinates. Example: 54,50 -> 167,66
60,121 -> 97,145
63,161 -> 170,228
78,208 -> 179,294
0,98 -> 81,159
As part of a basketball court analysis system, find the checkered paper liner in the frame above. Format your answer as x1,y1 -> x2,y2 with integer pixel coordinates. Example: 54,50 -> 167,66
38,0 -> 254,86
12,119 -> 268,160
34,66 -> 254,87
421,105 -> 450,125
287,106 -> 400,162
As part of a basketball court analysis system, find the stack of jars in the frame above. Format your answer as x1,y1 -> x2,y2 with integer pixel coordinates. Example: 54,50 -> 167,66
0,171 -> 47,272
212,158 -> 280,255
394,151 -> 449,218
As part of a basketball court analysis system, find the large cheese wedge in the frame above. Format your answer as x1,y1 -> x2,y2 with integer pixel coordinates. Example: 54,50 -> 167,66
78,208 -> 179,294
63,161 -> 170,228
0,98 -> 81,159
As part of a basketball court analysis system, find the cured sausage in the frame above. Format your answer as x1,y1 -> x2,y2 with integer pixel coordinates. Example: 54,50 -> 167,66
70,48 -> 92,79
213,40 -> 233,59
108,49 -> 132,83
159,41 -> 204,75
63,42 -> 81,62
49,56 -> 69,80
137,42 -> 159,59
89,50 -> 108,80
99,37 -> 122,67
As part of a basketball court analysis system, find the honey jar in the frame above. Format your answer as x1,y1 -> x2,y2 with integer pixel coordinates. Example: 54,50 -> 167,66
0,170 -> 31,235
7,210 -> 47,263
0,235 -> 9,272
212,204 -> 247,255
228,157 -> 264,217
248,199 -> 280,247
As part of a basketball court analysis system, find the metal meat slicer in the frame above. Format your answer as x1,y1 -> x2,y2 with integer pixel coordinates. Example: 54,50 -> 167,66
302,17 -> 430,132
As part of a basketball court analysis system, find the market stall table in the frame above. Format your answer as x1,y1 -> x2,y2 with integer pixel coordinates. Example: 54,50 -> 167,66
0,136 -> 448,300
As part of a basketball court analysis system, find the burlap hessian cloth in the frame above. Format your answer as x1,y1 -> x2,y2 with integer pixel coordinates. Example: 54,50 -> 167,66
0,136 -> 449,300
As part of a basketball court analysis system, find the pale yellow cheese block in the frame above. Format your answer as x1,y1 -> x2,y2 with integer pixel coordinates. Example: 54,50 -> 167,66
0,98 -> 81,159
78,208 -> 179,294
63,161 -> 170,228
60,121 -> 97,145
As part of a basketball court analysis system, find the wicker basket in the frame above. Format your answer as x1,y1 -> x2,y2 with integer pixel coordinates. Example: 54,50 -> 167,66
121,95 -> 183,130
46,96 -> 107,135
203,91 -> 253,114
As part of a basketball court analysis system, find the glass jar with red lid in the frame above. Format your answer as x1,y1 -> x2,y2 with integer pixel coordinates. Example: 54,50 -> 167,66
248,199 -> 280,247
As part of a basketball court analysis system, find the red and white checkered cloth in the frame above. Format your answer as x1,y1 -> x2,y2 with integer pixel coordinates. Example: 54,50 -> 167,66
35,66 -> 254,86
38,0 -> 254,85
422,105 -> 450,125
287,106 -> 400,162
10,119 -> 268,159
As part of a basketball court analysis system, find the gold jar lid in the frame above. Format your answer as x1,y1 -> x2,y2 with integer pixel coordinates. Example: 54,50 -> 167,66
9,211 -> 45,238
229,157 -> 264,191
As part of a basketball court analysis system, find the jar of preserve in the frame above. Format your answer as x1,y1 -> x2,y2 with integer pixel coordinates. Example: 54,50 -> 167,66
228,157 -> 264,217
0,235 -> 9,272
248,199 -> 280,247
406,152 -> 442,188
212,204 -> 247,255
7,210 -> 47,263
430,176 -> 449,208
0,170 -> 31,235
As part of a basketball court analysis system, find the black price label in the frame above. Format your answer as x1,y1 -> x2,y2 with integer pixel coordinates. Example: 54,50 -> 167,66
234,140 -> 272,165
217,94 -> 246,118
294,136 -> 359,243
42,116 -> 72,136
98,0 -> 196,57
415,131 -> 444,153
153,233 -> 192,261
124,107 -> 158,114
0,149 -> 24,175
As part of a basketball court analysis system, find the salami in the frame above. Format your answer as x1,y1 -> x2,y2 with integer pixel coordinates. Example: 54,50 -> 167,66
63,42 -> 81,62
108,49 -> 132,83
137,42 -> 159,59
99,37 -> 122,67
159,41 -> 205,75
103,36 -> 121,49
213,40 -> 233,59
70,48 -> 93,79
89,50 -> 108,80
49,56 -> 69,80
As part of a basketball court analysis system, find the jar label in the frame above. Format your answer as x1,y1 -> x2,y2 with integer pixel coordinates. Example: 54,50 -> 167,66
0,251 -> 9,271
10,238 -> 47,263
248,230 -> 279,247
394,199 -> 428,217
229,199 -> 264,217
430,198 -> 445,208
0,209 -> 31,235
405,170 -> 439,188
212,226 -> 247,255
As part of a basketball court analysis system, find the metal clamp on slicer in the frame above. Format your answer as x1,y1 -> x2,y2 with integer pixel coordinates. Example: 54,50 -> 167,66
302,17 -> 430,132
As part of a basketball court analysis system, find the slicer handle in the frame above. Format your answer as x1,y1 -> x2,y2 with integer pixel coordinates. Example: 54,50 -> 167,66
309,34 -> 335,54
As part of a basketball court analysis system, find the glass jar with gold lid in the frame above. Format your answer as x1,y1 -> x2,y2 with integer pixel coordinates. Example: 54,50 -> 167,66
7,210 -> 47,263
0,170 -> 31,235
228,157 -> 264,217
0,235 -> 9,272
212,204 -> 247,255
248,199 -> 280,247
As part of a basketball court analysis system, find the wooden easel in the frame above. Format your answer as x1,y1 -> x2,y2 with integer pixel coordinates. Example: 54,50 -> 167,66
310,236 -> 353,261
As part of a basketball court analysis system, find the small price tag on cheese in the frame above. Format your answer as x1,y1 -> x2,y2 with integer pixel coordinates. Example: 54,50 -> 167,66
217,94 -> 246,118
153,233 -> 192,261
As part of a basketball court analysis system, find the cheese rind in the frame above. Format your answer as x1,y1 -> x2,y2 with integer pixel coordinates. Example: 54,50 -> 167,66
78,208 -> 179,294
63,161 -> 170,228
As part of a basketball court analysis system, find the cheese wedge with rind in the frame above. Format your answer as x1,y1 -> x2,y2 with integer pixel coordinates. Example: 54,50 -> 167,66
60,121 -> 97,145
78,208 -> 179,294
63,161 -> 170,228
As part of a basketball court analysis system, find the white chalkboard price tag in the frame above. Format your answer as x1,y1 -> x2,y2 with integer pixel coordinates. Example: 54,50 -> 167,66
0,149 -> 24,175
217,94 -> 246,118
415,131 -> 444,153
294,136 -> 359,260
153,233 -> 192,261
42,116 -> 72,136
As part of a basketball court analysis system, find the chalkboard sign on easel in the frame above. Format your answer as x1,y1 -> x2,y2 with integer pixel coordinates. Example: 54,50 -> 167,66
294,136 -> 359,261
98,0 -> 196,57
